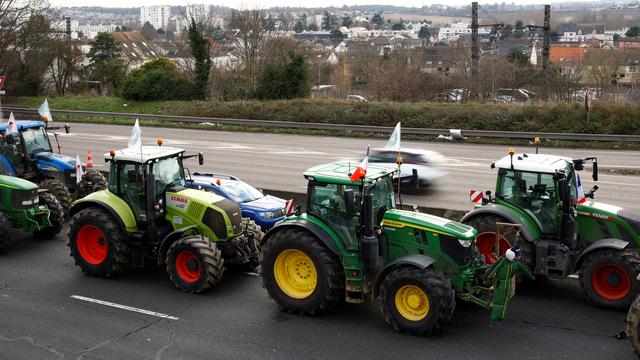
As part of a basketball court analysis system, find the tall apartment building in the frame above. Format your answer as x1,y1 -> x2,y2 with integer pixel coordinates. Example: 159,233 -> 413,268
140,5 -> 171,30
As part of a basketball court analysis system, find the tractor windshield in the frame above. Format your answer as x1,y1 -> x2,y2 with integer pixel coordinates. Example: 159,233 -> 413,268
153,156 -> 185,193
21,127 -> 52,155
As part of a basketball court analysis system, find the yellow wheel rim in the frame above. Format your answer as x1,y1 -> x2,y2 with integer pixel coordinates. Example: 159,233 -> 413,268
395,285 -> 430,321
274,249 -> 317,299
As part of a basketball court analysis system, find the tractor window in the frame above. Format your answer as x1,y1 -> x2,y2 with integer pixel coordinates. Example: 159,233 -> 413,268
117,162 -> 145,221
498,170 -> 558,235
21,127 -> 52,156
308,182 -> 361,250
371,176 -> 395,216
153,157 -> 185,195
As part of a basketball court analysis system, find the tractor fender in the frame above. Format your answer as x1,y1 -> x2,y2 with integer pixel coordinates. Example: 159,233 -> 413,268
261,220 -> 341,257
372,254 -> 437,299
461,207 -> 536,243
157,225 -> 201,265
573,238 -> 630,273
69,199 -> 131,241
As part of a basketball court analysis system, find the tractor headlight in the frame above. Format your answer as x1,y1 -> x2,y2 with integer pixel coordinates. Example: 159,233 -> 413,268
260,211 -> 276,219
458,239 -> 472,248
22,198 -> 39,206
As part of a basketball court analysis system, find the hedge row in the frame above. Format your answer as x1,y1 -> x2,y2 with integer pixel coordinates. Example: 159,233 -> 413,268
12,96 -> 640,135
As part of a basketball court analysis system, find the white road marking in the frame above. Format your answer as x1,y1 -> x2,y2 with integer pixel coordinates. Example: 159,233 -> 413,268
70,295 -> 179,320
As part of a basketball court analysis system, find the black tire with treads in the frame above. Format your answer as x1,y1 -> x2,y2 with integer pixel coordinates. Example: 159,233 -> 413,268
626,295 -> 640,357
33,192 -> 64,239
39,179 -> 72,216
579,249 -> 640,310
166,235 -> 224,294
0,213 -> 13,251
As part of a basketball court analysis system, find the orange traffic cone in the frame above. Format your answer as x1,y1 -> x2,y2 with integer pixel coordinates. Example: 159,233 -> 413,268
87,151 -> 94,168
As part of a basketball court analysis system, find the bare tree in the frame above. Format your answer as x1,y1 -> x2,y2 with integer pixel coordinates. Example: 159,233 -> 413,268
229,9 -> 268,90
48,40 -> 83,96
0,0 -> 48,72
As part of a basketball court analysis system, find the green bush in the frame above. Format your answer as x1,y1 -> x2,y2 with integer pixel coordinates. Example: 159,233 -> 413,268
120,58 -> 194,101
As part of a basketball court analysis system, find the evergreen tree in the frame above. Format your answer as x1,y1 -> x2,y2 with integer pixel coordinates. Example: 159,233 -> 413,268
141,21 -> 156,40
626,26 -> 640,37
88,32 -> 121,64
294,19 -> 305,33
342,16 -> 352,28
187,18 -> 212,100
371,13 -> 384,29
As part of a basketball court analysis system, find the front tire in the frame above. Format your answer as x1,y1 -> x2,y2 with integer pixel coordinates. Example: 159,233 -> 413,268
33,193 -> 64,239
261,228 -> 344,315
76,169 -> 108,199
68,207 -> 130,277
380,266 -> 455,336
166,235 -> 224,294
0,213 -> 13,251
39,179 -> 72,216
579,249 -> 640,310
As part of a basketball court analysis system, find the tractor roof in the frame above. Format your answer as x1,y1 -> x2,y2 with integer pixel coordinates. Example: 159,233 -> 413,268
494,153 -> 573,174
105,146 -> 184,163
304,161 -> 397,185
0,120 -> 44,132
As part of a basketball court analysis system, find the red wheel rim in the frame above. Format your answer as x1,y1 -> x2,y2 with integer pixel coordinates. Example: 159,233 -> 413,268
77,225 -> 107,265
175,251 -> 201,283
475,232 -> 511,265
591,264 -> 631,301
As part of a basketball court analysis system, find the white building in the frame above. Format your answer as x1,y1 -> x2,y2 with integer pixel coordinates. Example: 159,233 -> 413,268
438,22 -> 490,41
140,5 -> 171,30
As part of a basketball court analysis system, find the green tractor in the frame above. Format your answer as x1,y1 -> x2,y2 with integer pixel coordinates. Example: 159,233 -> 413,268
0,156 -> 64,250
260,161 -> 532,335
66,144 -> 262,293
462,150 -> 640,309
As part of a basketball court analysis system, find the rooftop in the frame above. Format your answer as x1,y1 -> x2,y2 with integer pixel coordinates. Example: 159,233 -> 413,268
0,120 -> 45,132
494,153 -> 573,174
104,146 -> 184,163
304,161 -> 397,185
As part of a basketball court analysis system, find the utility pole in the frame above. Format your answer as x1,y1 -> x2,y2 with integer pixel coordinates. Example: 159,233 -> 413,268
471,2 -> 479,80
542,4 -> 550,70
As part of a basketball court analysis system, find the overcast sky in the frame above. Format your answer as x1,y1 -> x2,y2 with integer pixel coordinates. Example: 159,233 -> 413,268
50,0 -> 599,10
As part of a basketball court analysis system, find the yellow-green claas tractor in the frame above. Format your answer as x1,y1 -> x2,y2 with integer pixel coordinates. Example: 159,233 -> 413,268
67,144 -> 262,293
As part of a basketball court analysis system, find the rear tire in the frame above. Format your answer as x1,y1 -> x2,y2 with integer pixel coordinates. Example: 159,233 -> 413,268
39,179 -> 72,216
0,213 -> 13,252
579,249 -> 640,310
464,214 -> 534,278
76,169 -> 108,199
626,295 -> 640,357
33,192 -> 64,239
166,235 -> 224,294
261,228 -> 344,315
380,266 -> 455,336
68,207 -> 130,277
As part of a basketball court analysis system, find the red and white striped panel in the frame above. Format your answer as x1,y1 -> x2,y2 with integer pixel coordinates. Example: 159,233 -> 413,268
285,199 -> 295,216
469,190 -> 483,203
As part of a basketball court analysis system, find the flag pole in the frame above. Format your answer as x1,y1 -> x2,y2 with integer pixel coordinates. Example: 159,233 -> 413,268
396,152 -> 403,208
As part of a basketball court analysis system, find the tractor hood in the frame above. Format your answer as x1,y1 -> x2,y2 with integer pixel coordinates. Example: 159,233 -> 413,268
0,174 -> 38,191
578,199 -> 623,217
578,199 -> 640,237
33,152 -> 76,173
382,208 -> 477,240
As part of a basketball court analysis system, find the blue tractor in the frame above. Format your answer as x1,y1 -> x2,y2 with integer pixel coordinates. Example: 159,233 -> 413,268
0,120 -> 107,214
186,172 -> 286,232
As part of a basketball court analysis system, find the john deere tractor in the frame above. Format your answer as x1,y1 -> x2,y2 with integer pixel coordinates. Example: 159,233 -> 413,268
0,120 -> 107,214
463,150 -> 640,309
260,161 -> 532,335
0,157 -> 64,250
67,144 -> 262,293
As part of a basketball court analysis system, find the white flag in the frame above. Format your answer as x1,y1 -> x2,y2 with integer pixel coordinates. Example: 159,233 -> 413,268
128,119 -> 141,149
6,112 -> 18,135
38,99 -> 53,122
75,154 -> 84,184
384,122 -> 401,151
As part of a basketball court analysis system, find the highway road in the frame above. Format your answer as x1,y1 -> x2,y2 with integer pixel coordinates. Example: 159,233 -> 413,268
0,230 -> 634,360
56,122 -> 640,213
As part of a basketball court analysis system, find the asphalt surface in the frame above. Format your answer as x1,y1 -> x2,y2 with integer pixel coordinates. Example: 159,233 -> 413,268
0,229 -> 635,360
55,122 -> 640,213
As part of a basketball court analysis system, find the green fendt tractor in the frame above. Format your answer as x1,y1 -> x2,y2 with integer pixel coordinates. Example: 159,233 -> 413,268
0,158 -> 64,250
67,144 -> 262,293
462,150 -> 640,309
260,161 -> 532,335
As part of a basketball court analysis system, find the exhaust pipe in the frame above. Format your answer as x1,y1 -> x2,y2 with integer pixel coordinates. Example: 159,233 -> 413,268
360,191 -> 378,278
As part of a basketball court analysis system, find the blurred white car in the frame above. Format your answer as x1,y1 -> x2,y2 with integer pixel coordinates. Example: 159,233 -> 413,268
368,148 -> 448,190
346,95 -> 368,102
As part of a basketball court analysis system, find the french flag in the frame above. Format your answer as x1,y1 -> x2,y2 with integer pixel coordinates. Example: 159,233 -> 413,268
350,145 -> 370,182
577,175 -> 587,203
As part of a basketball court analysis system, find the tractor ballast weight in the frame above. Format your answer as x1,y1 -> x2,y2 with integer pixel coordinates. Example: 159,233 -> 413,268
464,151 -> 640,309
260,161 -> 532,335
0,120 -> 107,213
67,145 -> 261,293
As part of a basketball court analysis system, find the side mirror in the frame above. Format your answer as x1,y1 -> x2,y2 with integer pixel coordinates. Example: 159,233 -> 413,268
198,152 -> 204,166
592,160 -> 598,182
127,169 -> 139,183
5,134 -> 15,145
344,189 -> 355,212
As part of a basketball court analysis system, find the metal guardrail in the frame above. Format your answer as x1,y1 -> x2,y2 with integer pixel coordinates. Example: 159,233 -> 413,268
4,105 -> 640,142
